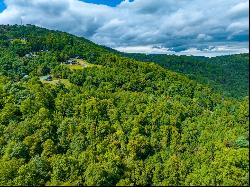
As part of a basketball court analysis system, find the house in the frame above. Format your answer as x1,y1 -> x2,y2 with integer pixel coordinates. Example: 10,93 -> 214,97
25,52 -> 37,58
23,75 -> 29,79
64,59 -> 78,65
25,53 -> 32,58
47,75 -> 52,81
40,75 -> 52,81
21,73 -> 29,79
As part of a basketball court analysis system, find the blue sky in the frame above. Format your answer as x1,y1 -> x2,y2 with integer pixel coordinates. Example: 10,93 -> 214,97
81,0 -> 134,7
0,1 -> 6,12
0,0 -> 248,56
80,0 -> 124,7
0,0 -> 129,13
0,0 -> 129,11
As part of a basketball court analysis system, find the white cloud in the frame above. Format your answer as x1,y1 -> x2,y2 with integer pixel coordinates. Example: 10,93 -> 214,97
228,1 -> 249,18
116,44 -> 249,57
197,34 -> 213,41
177,45 -> 249,57
115,45 -> 172,54
0,0 -> 248,56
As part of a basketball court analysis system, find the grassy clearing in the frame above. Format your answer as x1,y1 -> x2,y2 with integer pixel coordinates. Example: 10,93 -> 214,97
67,59 -> 102,70
68,64 -> 83,70
41,79 -> 72,88
42,59 -> 102,86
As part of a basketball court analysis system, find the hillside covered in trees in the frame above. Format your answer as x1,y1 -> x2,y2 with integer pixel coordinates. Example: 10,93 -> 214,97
0,25 -> 249,186
124,53 -> 249,99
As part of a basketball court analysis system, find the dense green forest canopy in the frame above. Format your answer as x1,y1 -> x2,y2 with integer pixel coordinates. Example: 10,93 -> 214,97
124,53 -> 249,99
0,25 -> 249,186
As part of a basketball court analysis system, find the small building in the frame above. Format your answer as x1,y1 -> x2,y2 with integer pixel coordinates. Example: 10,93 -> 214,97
46,75 -> 52,81
23,75 -> 29,79
64,59 -> 78,65
25,53 -> 32,58
40,75 -> 52,81
25,52 -> 37,58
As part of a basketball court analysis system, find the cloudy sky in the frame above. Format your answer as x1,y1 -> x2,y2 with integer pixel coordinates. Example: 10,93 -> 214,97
0,0 -> 249,57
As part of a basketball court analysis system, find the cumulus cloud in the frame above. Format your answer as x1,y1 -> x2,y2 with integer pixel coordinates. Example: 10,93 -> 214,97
116,45 -> 172,54
0,0 -> 248,56
116,43 -> 249,57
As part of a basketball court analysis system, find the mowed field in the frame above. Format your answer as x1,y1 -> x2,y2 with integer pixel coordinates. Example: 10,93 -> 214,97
67,59 -> 102,70
41,59 -> 102,86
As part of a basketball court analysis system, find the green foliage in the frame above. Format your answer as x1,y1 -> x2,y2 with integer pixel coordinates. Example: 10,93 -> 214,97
236,136 -> 249,148
0,25 -> 248,186
14,156 -> 50,186
125,53 -> 249,99
69,70 -> 86,86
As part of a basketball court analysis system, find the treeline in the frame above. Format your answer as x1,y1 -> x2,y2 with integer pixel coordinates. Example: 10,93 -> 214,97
0,25 -> 249,186
125,53 -> 249,99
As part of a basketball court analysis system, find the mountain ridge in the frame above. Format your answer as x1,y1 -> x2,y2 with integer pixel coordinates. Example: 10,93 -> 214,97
0,25 -> 249,186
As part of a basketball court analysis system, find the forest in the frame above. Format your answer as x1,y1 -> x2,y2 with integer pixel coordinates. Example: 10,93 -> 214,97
0,25 -> 249,186
124,53 -> 249,99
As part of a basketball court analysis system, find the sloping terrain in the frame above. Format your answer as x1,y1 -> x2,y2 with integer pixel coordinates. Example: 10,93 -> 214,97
124,53 -> 249,99
0,25 -> 249,186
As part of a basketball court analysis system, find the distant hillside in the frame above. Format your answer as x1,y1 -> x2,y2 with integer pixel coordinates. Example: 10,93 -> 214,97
0,25 -> 249,186
124,53 -> 249,99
